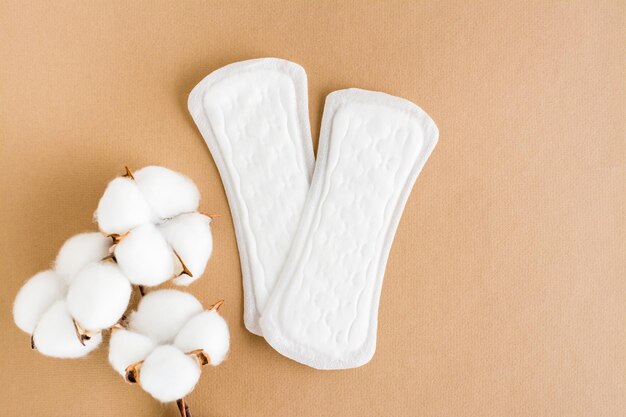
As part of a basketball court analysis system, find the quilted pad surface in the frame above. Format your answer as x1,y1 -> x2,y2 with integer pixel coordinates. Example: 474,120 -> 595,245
260,89 -> 438,369
188,58 -> 314,335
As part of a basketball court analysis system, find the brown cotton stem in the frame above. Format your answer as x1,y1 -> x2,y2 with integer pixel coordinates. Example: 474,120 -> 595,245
101,253 -> 117,262
107,231 -> 129,244
209,299 -> 225,312
123,166 -> 135,180
176,398 -> 191,417
186,349 -> 210,366
109,324 -> 123,333
124,360 -> 143,384
138,285 -> 146,297
199,211 -> 220,220
174,251 -> 193,277
110,314 -> 128,333
73,320 -> 92,346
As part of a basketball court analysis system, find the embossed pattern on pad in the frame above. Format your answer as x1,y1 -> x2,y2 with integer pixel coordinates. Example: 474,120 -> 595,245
260,89 -> 438,369
188,59 -> 314,335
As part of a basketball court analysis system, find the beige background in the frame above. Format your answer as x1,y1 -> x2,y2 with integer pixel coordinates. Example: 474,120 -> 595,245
1,1 -> 625,416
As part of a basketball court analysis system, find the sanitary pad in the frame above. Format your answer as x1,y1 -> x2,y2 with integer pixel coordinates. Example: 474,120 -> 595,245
189,59 -> 438,369
260,89 -> 438,369
188,58 -> 314,335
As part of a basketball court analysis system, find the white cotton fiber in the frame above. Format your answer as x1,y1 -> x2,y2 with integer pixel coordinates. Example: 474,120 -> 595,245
133,166 -> 200,220
139,345 -> 201,403
159,212 -> 213,286
95,177 -> 155,235
55,232 -> 112,284
129,290 -> 203,344
108,329 -> 156,376
114,223 -> 175,286
13,270 -> 66,334
174,310 -> 230,366
33,300 -> 102,358
66,262 -> 132,332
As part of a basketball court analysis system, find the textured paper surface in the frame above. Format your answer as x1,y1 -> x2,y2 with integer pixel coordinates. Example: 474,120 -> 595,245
0,1 -> 624,416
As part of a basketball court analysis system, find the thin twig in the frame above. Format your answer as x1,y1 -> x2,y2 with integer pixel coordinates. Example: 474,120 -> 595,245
209,299 -> 225,312
176,398 -> 191,417
124,166 -> 135,179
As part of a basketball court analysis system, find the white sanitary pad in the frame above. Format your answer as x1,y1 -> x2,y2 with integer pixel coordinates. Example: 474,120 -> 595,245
188,58 -> 314,335
260,89 -> 438,369
189,59 -> 438,369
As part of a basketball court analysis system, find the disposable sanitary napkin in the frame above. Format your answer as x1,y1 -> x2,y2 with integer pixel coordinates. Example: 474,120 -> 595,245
189,58 -> 438,369
189,59 -> 314,335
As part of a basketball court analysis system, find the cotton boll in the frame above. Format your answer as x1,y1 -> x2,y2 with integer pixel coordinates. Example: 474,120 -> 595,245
95,177 -> 155,235
174,310 -> 230,366
133,166 -> 200,220
139,345 -> 201,403
129,290 -> 203,344
66,262 -> 132,332
109,329 -> 156,376
114,223 -> 175,286
159,213 -> 213,286
13,270 -> 66,334
55,232 -> 112,284
33,300 -> 102,358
